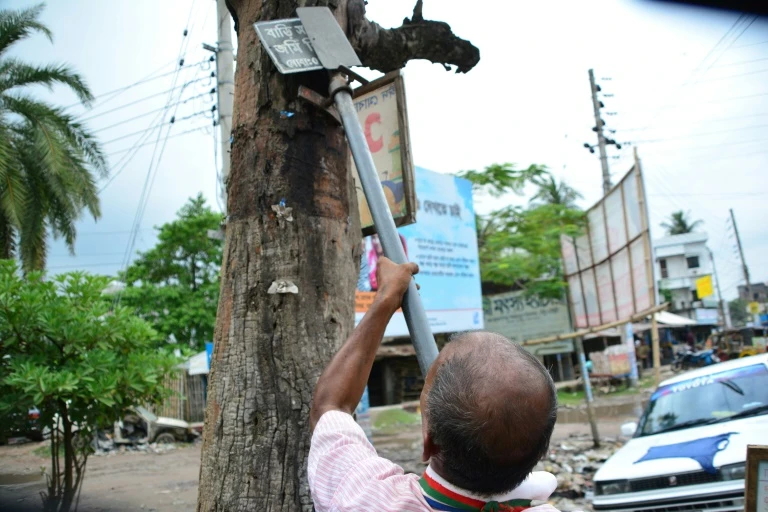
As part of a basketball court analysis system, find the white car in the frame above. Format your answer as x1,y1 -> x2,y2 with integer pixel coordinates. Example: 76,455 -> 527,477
592,353 -> 768,512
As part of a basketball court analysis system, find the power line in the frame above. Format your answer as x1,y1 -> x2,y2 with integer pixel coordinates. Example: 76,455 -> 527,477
620,112 -> 768,131
104,125 -> 211,158
630,124 -> 768,144
695,67 -> 768,82
101,106 -> 211,145
64,58 -> 209,110
732,39 -> 768,49
714,56 -> 768,68
79,76 -> 213,123
90,91 -> 213,136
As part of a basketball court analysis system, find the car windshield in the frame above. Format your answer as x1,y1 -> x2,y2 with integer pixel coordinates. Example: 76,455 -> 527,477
134,406 -> 158,422
638,363 -> 768,436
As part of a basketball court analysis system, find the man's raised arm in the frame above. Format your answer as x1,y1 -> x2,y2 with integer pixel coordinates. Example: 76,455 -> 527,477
309,257 -> 418,430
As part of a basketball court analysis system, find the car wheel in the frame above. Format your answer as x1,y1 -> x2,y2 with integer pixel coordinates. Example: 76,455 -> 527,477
154,432 -> 176,444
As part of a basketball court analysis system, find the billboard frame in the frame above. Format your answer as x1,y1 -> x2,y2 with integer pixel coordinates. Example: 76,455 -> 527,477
561,151 -> 656,329
352,70 -> 417,237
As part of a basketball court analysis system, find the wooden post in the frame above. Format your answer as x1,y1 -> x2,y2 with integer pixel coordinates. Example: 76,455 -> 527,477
575,337 -> 600,448
651,313 -> 662,386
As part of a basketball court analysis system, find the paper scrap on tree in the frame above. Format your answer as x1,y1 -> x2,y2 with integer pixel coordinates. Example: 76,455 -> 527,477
268,280 -> 299,294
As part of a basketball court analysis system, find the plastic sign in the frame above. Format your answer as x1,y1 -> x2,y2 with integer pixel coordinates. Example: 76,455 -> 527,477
253,19 -> 323,74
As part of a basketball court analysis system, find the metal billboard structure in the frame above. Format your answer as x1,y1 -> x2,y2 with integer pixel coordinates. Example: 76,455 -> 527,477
561,156 -> 655,329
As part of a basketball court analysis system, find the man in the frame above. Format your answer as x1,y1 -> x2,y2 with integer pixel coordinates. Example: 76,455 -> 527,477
309,258 -> 560,511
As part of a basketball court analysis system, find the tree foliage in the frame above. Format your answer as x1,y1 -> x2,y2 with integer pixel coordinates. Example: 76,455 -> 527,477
528,174 -> 583,209
728,298 -> 750,327
119,195 -> 223,352
460,165 -> 586,298
0,4 -> 107,272
661,210 -> 703,235
0,260 -> 179,511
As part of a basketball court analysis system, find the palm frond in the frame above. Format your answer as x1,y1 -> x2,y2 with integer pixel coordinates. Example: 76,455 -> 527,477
0,124 -> 28,226
0,59 -> 94,105
0,4 -> 51,57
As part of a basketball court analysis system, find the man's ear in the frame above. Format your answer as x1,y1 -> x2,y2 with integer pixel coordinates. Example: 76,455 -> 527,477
422,431 -> 438,463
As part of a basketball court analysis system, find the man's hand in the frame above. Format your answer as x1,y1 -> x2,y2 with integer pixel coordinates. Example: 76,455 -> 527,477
375,257 -> 419,311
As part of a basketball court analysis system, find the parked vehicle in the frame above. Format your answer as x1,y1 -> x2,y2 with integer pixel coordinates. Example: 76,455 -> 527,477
113,406 -> 198,444
591,354 -> 768,512
672,347 -> 720,372
0,407 -> 44,443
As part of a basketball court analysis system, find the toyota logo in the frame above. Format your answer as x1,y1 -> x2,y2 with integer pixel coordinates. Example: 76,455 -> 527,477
668,476 -> 678,486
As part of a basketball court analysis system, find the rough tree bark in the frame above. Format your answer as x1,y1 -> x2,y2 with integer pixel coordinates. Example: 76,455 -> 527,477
197,1 -> 479,510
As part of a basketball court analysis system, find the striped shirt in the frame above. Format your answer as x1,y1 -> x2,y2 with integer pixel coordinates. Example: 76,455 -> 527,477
308,411 -> 562,512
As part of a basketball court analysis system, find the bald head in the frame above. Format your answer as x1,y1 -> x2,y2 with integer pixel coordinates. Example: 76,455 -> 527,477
423,332 -> 557,495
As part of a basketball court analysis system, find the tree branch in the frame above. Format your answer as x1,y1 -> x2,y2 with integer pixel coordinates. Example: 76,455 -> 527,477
348,0 -> 480,74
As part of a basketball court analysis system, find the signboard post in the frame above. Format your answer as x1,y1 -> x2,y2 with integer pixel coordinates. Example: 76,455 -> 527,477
254,7 -> 438,376
745,445 -> 768,512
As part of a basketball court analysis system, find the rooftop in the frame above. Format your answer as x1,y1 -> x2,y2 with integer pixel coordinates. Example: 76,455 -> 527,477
653,231 -> 708,248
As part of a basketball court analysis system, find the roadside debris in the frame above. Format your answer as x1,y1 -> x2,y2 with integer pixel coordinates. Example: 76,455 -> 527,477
536,434 -> 624,511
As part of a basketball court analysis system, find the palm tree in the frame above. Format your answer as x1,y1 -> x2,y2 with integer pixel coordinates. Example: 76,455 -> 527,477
661,210 -> 703,235
0,4 -> 106,272
529,175 -> 583,209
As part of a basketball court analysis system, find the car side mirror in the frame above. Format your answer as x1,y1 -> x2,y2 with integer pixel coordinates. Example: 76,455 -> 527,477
621,422 -> 637,437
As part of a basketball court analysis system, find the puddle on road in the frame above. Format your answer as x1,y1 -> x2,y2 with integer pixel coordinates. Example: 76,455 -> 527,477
557,401 -> 647,423
0,473 -> 44,486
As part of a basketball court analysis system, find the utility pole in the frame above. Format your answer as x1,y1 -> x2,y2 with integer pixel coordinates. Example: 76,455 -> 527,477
589,69 -> 611,195
730,208 -> 757,325
215,0 -> 234,213
708,247 -> 731,329
730,208 -> 751,301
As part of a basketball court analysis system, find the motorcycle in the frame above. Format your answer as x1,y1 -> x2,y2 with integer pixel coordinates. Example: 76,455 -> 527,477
672,347 -> 720,372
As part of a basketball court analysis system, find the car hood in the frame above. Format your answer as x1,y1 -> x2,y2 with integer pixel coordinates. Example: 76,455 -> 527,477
594,415 -> 767,481
156,417 -> 190,429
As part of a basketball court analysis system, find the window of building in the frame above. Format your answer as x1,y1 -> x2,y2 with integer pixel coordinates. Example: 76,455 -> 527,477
755,292 -> 760,301
660,259 -> 668,278
686,256 -> 700,269
692,290 -> 699,302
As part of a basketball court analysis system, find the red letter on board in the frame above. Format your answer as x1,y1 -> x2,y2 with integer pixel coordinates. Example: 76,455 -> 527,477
365,113 -> 383,153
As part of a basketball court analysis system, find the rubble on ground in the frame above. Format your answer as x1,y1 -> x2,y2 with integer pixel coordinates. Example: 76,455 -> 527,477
537,434 -> 623,511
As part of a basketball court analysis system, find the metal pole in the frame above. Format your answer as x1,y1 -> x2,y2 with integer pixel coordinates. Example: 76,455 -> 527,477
589,69 -> 611,195
651,313 -> 661,387
330,74 -> 438,376
575,336 -> 600,448
708,247 -> 730,329
215,0 -> 235,212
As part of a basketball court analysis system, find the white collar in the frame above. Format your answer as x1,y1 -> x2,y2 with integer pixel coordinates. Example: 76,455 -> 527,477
424,465 -> 557,502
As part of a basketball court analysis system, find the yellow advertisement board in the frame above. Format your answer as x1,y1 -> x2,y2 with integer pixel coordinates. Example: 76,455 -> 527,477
695,275 -> 714,299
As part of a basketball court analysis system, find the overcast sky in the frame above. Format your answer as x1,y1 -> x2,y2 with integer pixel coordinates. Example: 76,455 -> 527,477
6,0 -> 767,301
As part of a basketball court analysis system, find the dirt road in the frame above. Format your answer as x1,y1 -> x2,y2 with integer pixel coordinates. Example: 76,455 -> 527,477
0,393 -> 644,511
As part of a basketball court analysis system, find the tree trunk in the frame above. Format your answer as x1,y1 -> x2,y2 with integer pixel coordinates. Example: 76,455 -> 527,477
197,2 -> 359,510
198,1 -> 479,510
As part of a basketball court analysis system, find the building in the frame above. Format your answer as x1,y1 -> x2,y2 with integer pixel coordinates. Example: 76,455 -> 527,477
654,232 -> 720,325
738,283 -> 768,303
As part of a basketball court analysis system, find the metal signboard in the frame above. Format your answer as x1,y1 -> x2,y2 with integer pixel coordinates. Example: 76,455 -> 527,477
482,291 -> 574,356
351,71 -> 417,236
296,7 -> 361,70
561,162 -> 655,328
253,19 -> 323,74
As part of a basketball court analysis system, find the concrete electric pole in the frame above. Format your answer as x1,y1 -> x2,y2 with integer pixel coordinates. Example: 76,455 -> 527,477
215,0 -> 235,213
730,208 -> 751,298
589,69 -> 611,195
708,247 -> 731,329
730,208 -> 757,324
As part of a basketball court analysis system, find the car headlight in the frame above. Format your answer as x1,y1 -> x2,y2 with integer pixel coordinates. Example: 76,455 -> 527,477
720,463 -> 745,481
596,480 -> 630,495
